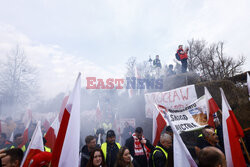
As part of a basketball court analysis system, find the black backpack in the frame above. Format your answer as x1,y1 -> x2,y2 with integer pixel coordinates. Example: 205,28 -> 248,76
175,52 -> 181,61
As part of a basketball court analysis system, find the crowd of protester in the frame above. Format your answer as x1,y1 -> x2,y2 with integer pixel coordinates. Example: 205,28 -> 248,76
0,114 -> 233,167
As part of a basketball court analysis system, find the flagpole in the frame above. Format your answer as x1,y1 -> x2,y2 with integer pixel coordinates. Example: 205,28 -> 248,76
240,137 -> 250,163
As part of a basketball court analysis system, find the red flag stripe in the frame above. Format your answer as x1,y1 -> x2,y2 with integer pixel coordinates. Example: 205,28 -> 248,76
153,113 -> 166,146
20,128 -> 29,148
51,109 -> 70,167
227,111 -> 246,167
207,98 -> 219,127
59,96 -> 69,122
44,127 -> 56,151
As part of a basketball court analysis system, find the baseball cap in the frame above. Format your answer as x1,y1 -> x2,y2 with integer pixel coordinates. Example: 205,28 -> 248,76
106,130 -> 115,137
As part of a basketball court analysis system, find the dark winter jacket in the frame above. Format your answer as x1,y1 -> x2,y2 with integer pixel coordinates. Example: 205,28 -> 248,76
80,145 -> 91,167
125,136 -> 154,167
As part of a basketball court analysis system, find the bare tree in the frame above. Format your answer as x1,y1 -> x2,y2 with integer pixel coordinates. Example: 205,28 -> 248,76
187,39 -> 245,80
0,46 -> 38,111
126,57 -> 137,77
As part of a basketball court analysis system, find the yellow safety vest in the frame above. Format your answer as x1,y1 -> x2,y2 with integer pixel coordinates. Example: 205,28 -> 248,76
101,142 -> 121,160
44,146 -> 51,152
152,146 -> 168,167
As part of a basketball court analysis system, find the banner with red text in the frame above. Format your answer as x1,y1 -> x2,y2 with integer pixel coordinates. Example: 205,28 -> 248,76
145,85 -> 197,118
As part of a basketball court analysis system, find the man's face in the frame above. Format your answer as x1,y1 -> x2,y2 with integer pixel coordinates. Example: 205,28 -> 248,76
14,136 -> 23,145
179,45 -> 183,49
135,132 -> 143,140
156,55 -> 159,59
161,138 -> 172,149
87,139 -> 96,150
207,129 -> 219,144
107,136 -> 116,144
1,155 -> 19,167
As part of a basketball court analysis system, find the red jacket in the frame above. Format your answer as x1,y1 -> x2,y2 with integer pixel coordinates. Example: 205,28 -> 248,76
177,48 -> 188,60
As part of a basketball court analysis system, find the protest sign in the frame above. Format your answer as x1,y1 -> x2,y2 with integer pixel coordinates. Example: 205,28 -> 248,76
145,85 -> 197,118
156,95 -> 208,134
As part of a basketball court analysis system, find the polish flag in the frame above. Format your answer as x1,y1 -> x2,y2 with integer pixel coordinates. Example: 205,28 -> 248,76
20,119 -> 31,148
51,73 -> 81,167
156,105 -> 198,167
220,88 -> 246,167
152,105 -> 167,146
59,95 -> 69,122
247,73 -> 250,101
21,121 -> 44,167
44,116 -> 60,151
205,87 -> 219,127
96,100 -> 101,121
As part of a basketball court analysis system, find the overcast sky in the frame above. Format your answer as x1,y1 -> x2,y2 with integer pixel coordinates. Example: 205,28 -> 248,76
0,0 -> 249,99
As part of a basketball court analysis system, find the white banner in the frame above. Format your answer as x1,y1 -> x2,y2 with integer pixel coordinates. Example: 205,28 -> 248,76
157,95 -> 208,134
145,85 -> 197,118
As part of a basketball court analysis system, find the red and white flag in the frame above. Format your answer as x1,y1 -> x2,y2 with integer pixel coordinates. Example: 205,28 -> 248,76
205,87 -> 219,127
220,88 -> 246,167
247,72 -> 250,101
21,121 -> 44,167
156,105 -> 198,167
152,105 -> 167,146
51,73 -> 81,167
44,116 -> 60,151
59,95 -> 69,122
96,100 -> 101,121
20,119 -> 31,148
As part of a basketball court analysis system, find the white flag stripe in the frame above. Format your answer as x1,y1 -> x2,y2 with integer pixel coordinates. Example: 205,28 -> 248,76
51,115 -> 60,137
205,87 -> 211,119
154,105 -> 198,167
21,121 -> 44,167
58,73 -> 81,166
220,88 -> 234,167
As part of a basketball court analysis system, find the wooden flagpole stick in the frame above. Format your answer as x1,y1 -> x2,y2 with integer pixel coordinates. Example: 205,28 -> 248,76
240,137 -> 250,163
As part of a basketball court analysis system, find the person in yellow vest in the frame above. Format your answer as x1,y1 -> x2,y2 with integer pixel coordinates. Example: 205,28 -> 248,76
42,137 -> 51,152
101,130 -> 121,167
10,133 -> 26,152
152,133 -> 172,167
44,146 -> 51,152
